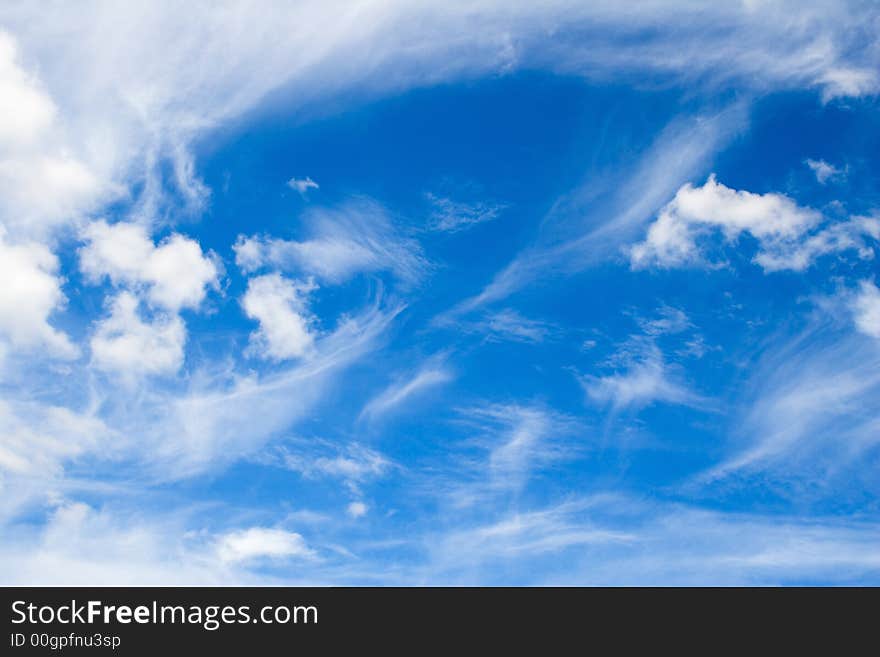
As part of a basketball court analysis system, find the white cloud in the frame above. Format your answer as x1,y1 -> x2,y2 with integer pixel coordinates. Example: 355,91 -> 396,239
360,364 -> 452,421
80,220 -> 218,312
142,300 -> 401,479
631,175 -> 818,268
0,503 -> 225,585
445,404 -> 580,505
216,527 -> 315,564
701,312 -> 880,483
582,345 -> 700,412
274,442 -> 391,486
413,491 -> 880,584
852,281 -> 880,339
0,0 -> 879,587
0,2 -> 874,241
0,502 -> 309,585
428,500 -> 632,574
242,273 -> 317,361
756,214 -> 880,272
448,105 -> 745,316
805,158 -> 844,184
0,31 -> 108,239
483,406 -> 568,493
638,306 -> 691,336
347,501 -> 368,518
479,309 -> 554,343
426,193 -> 505,232
630,175 -> 878,272
0,229 -> 77,359
0,401 -> 108,481
0,32 -> 55,147
90,292 -> 186,377
234,200 -> 427,286
288,176 -> 319,194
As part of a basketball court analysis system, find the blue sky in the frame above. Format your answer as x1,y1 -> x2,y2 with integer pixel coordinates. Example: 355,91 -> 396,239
1,2 -> 880,584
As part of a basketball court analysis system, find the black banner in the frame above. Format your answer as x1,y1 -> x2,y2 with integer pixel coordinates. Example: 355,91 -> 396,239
1,587 -> 875,653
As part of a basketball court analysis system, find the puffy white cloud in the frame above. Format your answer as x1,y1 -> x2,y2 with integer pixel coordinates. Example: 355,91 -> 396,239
346,501 -> 368,518
80,220 -> 218,312
0,32 -> 54,147
0,230 -> 77,359
630,175 -> 878,271
853,281 -> 880,339
631,175 -> 818,267
242,273 -> 317,361
0,31 -> 108,239
234,200 -> 427,286
215,527 -> 315,564
90,292 -> 186,377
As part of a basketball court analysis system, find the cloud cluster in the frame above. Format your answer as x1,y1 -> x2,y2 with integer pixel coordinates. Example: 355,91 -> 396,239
0,32 -> 108,239
630,175 -> 879,271
80,220 -> 218,312
242,274 -> 317,361
78,220 -> 218,377
0,229 -> 77,359
90,293 -> 186,377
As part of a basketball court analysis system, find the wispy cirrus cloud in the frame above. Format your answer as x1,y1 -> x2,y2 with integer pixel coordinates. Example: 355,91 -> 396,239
699,303 -> 880,488
438,403 -> 582,508
447,104 -> 746,315
234,200 -> 429,287
425,192 -> 506,232
359,361 -> 453,422
265,441 -> 393,492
